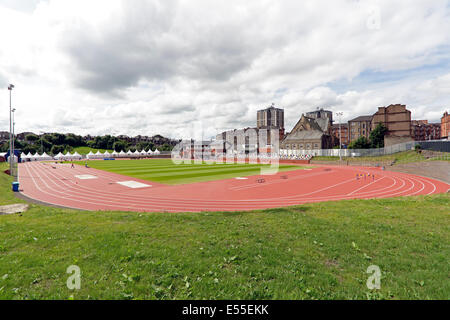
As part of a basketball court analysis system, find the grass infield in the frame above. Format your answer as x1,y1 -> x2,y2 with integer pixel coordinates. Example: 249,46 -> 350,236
0,162 -> 449,299
73,159 -> 308,184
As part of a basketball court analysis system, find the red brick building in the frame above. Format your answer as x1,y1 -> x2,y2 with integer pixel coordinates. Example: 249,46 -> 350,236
332,123 -> 349,147
442,111 -> 450,138
411,120 -> 441,141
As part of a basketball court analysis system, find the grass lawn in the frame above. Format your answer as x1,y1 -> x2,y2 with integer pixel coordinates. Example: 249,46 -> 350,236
313,150 -> 450,165
0,162 -> 449,300
73,159 -> 308,185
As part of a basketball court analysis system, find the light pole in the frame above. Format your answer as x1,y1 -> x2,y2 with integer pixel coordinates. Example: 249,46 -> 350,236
8,84 -> 14,176
12,108 -> 16,161
336,112 -> 343,161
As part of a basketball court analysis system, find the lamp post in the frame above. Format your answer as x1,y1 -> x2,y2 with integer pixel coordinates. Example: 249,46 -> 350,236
8,84 -> 14,176
336,112 -> 343,161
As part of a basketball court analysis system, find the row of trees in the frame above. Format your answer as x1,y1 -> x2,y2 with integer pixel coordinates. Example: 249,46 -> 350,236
0,133 -> 176,154
348,123 -> 388,149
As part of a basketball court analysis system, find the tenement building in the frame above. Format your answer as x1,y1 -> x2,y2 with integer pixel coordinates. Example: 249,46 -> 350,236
332,123 -> 349,147
348,115 -> 373,143
442,111 -> 450,139
411,120 -> 441,141
372,104 -> 414,146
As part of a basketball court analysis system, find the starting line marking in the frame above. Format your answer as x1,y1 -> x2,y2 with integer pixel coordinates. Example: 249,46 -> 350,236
117,181 -> 152,189
75,175 -> 98,180
235,177 -> 248,180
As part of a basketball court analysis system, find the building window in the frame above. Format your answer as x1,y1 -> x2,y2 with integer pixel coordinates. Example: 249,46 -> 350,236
299,144 -> 304,149
306,144 -> 311,149
314,143 -> 319,149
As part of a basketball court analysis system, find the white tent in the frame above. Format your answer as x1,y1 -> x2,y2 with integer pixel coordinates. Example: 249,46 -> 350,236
26,152 -> 33,158
64,151 -> 72,160
154,149 -> 160,155
147,149 -> 154,155
111,150 -> 119,157
95,150 -> 103,159
86,151 -> 95,159
140,150 -> 148,156
40,152 -> 53,161
134,150 -> 140,157
127,150 -> 133,157
20,152 -> 27,159
54,152 -> 64,160
119,150 -> 126,158
103,150 -> 111,158
72,152 -> 82,160
31,152 -> 41,161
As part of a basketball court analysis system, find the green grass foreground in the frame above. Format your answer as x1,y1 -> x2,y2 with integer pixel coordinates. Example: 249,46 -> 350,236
0,162 -> 449,300
74,159 -> 307,184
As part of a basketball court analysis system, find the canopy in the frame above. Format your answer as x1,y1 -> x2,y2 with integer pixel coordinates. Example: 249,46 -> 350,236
103,151 -> 111,156
154,149 -> 160,155
72,152 -> 82,159
40,152 -> 53,161
54,152 -> 64,159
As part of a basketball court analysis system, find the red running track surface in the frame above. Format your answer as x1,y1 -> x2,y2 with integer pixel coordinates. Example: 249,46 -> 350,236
18,161 -> 450,213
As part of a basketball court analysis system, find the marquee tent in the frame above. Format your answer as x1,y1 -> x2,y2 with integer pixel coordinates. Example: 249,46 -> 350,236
54,152 -> 64,160
40,152 -> 53,161
72,152 -> 82,160
86,151 -> 95,159
119,150 -> 126,157
95,151 -> 103,159
154,149 -> 160,155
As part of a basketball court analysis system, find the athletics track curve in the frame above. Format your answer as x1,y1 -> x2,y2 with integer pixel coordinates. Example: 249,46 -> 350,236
18,162 -> 450,213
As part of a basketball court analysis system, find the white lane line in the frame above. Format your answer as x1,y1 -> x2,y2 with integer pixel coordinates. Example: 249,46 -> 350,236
347,176 -> 386,196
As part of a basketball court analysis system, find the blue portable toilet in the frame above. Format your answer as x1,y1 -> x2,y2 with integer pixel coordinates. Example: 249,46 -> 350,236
12,182 -> 20,192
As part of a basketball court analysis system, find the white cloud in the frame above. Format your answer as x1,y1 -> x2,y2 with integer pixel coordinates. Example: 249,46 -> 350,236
0,0 -> 449,139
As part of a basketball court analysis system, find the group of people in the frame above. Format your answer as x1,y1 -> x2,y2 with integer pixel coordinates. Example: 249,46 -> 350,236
356,173 -> 376,181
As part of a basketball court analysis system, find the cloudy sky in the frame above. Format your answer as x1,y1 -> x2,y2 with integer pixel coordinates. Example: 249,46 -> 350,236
0,0 -> 450,139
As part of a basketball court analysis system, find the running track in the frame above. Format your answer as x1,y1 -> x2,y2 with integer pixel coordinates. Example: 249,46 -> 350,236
18,161 -> 450,213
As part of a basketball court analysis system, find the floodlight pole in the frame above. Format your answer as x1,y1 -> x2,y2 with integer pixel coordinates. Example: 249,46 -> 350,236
336,112 -> 343,161
8,84 -> 14,176
12,108 -> 16,162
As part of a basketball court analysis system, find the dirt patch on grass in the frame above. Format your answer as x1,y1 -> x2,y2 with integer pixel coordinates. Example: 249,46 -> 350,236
0,204 -> 29,215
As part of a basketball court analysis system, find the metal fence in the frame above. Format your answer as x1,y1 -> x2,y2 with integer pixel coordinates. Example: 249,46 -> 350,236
281,139 -> 450,158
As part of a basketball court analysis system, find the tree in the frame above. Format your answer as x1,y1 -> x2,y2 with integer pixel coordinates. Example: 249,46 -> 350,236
113,140 -> 128,152
369,123 -> 388,148
25,134 -> 39,143
51,145 -> 65,155
348,136 -> 371,149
